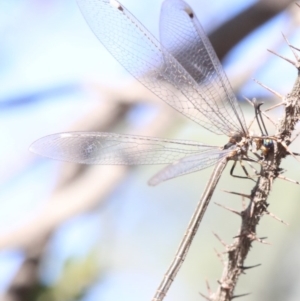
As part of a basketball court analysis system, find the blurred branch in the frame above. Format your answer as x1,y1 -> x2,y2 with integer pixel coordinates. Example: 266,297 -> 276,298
0,84 -> 79,109
0,82 -> 178,301
210,0 -> 296,60
231,2 -> 300,98
0,237 -> 49,301
0,83 -> 177,251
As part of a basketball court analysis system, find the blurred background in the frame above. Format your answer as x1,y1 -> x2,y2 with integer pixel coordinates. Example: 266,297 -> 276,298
1,0 -> 300,300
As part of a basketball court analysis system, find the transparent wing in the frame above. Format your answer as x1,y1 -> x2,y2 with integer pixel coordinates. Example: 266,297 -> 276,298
76,0 -> 246,136
159,0 -> 247,136
30,132 -> 219,165
149,147 -> 232,186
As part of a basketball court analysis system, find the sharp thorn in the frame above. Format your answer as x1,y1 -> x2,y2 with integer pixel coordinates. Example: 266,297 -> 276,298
256,238 -> 270,245
233,232 -> 255,240
232,293 -> 252,299
255,236 -> 271,245
250,201 -> 255,217
241,232 -> 271,244
214,248 -> 225,265
270,176 -> 274,188
290,44 -> 300,52
253,78 -> 283,99
267,49 -> 298,68
241,196 -> 247,210
277,175 -> 300,186
238,263 -> 262,270
199,292 -> 211,301
245,160 -> 259,175
233,234 -> 243,239
243,96 -> 254,107
260,110 -> 277,126
214,202 -> 241,216
280,141 -> 300,163
281,31 -> 290,45
222,190 -> 251,199
205,279 -> 212,295
281,32 -> 300,61
213,232 -> 228,248
265,210 -> 289,225
264,102 -> 284,112
243,96 -> 276,127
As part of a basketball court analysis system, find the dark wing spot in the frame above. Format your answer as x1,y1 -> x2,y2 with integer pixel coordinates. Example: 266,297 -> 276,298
110,0 -> 124,12
184,7 -> 194,18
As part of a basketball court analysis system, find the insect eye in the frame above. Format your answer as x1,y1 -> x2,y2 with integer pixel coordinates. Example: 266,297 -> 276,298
263,139 -> 273,148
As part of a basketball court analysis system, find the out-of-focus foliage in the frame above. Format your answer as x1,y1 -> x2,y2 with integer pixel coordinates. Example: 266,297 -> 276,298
35,250 -> 100,301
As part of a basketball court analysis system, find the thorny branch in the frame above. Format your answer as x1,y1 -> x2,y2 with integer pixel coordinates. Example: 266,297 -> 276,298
208,42 -> 300,301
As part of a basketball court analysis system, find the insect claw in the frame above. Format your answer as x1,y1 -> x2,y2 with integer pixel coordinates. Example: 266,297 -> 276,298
244,96 -> 277,125
268,49 -> 299,68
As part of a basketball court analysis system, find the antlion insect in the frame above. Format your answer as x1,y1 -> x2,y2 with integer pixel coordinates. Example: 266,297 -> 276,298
30,0 -> 274,300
